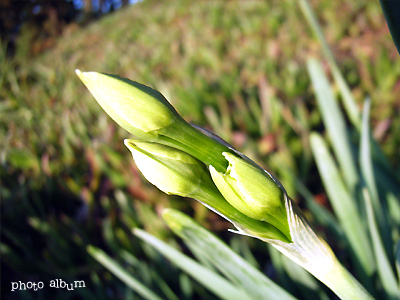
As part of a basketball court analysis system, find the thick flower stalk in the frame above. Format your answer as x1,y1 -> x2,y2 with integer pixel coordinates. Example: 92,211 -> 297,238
77,71 -> 374,300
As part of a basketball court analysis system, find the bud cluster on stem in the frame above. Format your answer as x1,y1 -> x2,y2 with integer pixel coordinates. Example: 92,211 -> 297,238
76,70 -> 291,242
77,71 -> 374,300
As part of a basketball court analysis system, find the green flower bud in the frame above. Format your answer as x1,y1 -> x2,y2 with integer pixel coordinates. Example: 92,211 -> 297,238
76,70 -> 181,138
124,139 -> 209,197
125,140 -> 290,242
209,152 -> 290,240
76,70 -> 232,171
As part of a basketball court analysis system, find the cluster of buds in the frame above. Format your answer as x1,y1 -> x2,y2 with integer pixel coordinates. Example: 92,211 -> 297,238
76,70 -> 374,300
76,70 -> 291,242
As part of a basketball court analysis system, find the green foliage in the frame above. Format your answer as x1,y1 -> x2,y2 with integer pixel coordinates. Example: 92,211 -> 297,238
1,0 -> 399,299
308,57 -> 399,298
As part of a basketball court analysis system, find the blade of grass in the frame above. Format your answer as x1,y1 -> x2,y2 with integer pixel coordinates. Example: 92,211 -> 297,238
230,236 -> 259,269
300,0 -> 395,175
307,59 -> 358,195
360,98 -> 380,206
86,245 -> 163,300
133,228 -> 253,300
310,133 -> 375,283
362,189 -> 399,300
396,240 -> 400,287
387,192 -> 400,231
90,272 -> 107,300
360,98 -> 392,260
162,209 -> 298,300
185,241 -> 218,271
299,0 -> 360,128
119,249 -> 180,300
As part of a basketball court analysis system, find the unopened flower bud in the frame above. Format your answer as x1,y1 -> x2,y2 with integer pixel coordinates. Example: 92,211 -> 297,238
126,140 -> 290,242
209,152 -> 290,240
124,139 -> 209,197
76,70 -> 180,138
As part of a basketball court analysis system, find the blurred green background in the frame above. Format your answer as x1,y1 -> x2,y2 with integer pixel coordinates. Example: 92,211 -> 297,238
1,0 -> 399,299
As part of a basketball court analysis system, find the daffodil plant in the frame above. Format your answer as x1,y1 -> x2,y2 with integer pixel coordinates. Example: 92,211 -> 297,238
77,70 -> 374,300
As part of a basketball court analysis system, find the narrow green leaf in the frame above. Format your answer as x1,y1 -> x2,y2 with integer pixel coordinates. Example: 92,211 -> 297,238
299,0 -> 360,127
360,99 -> 379,206
310,133 -> 374,278
307,59 -> 358,195
395,240 -> 400,287
362,189 -> 399,300
119,250 -> 180,300
360,98 -> 392,259
373,163 -> 400,234
300,0 -> 395,175
86,245 -> 163,300
387,192 -> 400,231
133,228 -> 252,300
230,236 -> 260,269
162,209 -> 297,300
185,242 -> 218,272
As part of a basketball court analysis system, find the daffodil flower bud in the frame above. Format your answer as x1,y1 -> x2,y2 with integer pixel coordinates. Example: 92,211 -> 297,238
125,139 -> 290,242
209,152 -> 290,240
124,139 -> 210,197
76,70 -> 181,139
76,70 -> 231,171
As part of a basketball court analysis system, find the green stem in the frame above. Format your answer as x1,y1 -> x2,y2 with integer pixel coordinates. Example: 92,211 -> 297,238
266,196 -> 374,300
320,262 -> 374,300
158,120 -> 232,172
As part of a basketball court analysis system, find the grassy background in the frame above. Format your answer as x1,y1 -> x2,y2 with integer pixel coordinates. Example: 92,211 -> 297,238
1,0 -> 399,299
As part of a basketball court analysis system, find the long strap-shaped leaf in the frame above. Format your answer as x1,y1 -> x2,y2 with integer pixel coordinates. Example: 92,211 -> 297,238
310,133 -> 375,283
162,208 -> 297,300
298,0 -> 359,127
362,189 -> 399,300
307,59 -> 358,196
396,240 -> 400,286
299,0 -> 396,177
87,245 -> 163,300
134,228 -> 253,300
359,98 -> 393,261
